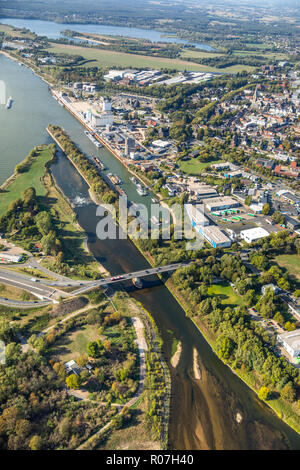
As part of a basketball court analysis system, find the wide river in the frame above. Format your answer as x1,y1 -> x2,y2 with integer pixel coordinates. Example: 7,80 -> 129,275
0,18 -> 215,51
1,54 -> 300,449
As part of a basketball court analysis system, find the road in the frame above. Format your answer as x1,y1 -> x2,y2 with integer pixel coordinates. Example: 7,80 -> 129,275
0,261 -> 193,306
71,261 -> 194,295
0,269 -> 71,301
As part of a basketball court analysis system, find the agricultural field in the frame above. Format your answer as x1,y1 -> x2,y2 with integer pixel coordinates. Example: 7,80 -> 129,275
45,43 -> 255,73
181,49 -> 223,59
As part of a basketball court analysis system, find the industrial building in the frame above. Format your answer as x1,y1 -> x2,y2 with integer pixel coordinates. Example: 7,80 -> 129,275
285,215 -> 300,231
202,226 -> 232,248
185,204 -> 210,229
0,253 -> 23,263
90,112 -> 114,127
187,184 -> 218,199
278,330 -> 300,358
240,227 -> 269,243
206,196 -> 240,211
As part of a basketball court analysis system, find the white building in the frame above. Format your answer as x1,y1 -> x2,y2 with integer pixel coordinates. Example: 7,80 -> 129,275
152,140 -> 171,149
249,203 -> 264,213
202,226 -> 232,248
240,227 -> 269,243
91,112 -> 113,127
0,253 -> 23,263
278,330 -> 300,358
103,70 -> 125,81
206,196 -> 240,211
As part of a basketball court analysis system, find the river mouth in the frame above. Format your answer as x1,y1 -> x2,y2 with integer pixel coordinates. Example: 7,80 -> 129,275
1,54 -> 300,449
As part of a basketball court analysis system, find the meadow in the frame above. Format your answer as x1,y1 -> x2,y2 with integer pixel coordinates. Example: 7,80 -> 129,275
46,43 -> 255,73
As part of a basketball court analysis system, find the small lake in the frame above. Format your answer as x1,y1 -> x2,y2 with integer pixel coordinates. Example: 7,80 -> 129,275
0,17 -> 216,51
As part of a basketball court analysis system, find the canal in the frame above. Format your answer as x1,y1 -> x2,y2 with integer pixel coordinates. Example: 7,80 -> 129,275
1,54 -> 300,449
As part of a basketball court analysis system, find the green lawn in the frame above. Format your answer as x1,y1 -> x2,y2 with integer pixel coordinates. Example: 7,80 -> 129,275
207,282 -> 245,307
51,324 -> 100,362
0,146 -> 54,215
275,254 -> 300,281
179,158 -> 221,175
45,43 -> 255,73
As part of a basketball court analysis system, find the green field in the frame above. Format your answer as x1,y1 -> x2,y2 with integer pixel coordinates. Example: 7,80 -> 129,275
275,254 -> 300,281
0,23 -> 36,39
45,43 -> 255,73
179,158 -> 221,175
207,282 -> 245,307
0,146 -> 54,215
181,49 -> 222,59
51,324 -> 100,362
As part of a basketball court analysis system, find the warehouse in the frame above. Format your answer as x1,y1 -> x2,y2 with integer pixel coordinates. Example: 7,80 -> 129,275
206,196 -> 240,211
185,204 -> 210,228
240,227 -> 269,243
202,226 -> 232,248
0,252 -> 23,263
187,183 -> 218,199
278,330 -> 300,358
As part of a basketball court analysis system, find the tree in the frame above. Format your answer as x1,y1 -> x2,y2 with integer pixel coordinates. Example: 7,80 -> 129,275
258,386 -> 271,400
41,231 -> 59,255
87,340 -> 103,358
262,203 -> 271,215
5,343 -> 21,364
29,435 -> 43,451
35,211 -> 52,235
65,374 -> 81,389
284,321 -> 296,331
281,382 -> 296,402
245,195 -> 252,206
217,336 -> 235,361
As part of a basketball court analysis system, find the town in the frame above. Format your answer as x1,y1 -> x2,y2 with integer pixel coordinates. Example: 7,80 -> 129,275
1,1 -> 300,452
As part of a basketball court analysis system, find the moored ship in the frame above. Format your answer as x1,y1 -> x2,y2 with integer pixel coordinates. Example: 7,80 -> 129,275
6,97 -> 13,109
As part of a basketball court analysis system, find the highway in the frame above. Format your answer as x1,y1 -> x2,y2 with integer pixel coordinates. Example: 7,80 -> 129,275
0,269 -> 71,301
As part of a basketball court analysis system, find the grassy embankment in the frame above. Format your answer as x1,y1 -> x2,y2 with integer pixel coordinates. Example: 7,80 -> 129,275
0,145 -> 100,278
0,283 -> 35,301
45,42 -> 255,74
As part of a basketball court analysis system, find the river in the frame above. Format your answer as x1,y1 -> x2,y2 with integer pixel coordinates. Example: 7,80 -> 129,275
1,54 -> 300,449
0,17 -> 215,51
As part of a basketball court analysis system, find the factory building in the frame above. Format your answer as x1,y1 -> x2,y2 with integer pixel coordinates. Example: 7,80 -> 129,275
0,253 -> 23,263
240,227 -> 269,244
185,204 -> 210,228
206,196 -> 240,212
202,226 -> 232,248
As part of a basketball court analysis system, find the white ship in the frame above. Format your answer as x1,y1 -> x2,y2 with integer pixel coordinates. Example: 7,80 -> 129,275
136,185 -> 148,196
6,97 -> 13,109
85,131 -> 102,147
